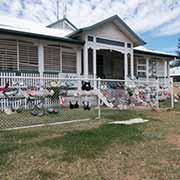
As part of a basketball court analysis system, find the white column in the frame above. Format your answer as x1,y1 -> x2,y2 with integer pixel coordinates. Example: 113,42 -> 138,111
164,60 -> 167,79
124,52 -> 128,80
146,58 -> 149,81
76,48 -> 82,90
17,40 -> 20,71
93,47 -> 97,88
83,45 -> 88,78
167,61 -> 170,80
76,49 -> 82,75
130,52 -> 134,79
38,43 -> 44,78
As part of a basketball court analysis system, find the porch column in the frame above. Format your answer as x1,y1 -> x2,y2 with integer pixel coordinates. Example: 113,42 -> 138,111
130,52 -> 134,79
146,58 -> 149,81
38,43 -> 44,78
164,60 -> 167,80
83,45 -> 88,78
76,48 -> 82,90
93,47 -> 97,88
167,61 -> 170,80
76,49 -> 82,76
124,52 -> 128,80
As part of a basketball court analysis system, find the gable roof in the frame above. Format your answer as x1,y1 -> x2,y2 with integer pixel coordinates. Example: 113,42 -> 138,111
68,15 -> 146,47
47,18 -> 78,31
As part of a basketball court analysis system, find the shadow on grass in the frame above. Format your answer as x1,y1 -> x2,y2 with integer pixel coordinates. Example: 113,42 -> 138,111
40,124 -> 143,161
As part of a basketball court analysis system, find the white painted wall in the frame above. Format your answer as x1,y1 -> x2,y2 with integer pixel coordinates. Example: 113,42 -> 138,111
89,22 -> 133,44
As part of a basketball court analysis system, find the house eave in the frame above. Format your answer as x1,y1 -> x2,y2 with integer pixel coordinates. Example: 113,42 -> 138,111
0,28 -> 84,45
134,49 -> 178,59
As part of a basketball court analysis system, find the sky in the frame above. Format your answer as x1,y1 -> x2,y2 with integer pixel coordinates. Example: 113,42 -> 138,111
0,0 -> 180,53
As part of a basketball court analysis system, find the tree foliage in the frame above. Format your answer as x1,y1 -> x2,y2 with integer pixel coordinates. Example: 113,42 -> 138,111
170,38 -> 180,67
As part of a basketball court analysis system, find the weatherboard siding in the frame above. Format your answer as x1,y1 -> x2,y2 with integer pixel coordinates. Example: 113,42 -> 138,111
90,22 -> 133,44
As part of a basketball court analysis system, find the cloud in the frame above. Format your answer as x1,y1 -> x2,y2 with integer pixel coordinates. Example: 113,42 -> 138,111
0,0 -> 180,36
153,16 -> 180,36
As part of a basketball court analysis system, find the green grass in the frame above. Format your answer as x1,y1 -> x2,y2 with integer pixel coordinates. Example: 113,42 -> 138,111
0,107 -> 98,129
40,124 -> 142,161
0,109 -> 180,179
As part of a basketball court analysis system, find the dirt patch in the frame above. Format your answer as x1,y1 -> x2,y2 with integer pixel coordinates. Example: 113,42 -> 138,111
167,133 -> 180,148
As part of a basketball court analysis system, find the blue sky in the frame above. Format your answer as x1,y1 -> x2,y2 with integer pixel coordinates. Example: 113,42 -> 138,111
0,0 -> 180,53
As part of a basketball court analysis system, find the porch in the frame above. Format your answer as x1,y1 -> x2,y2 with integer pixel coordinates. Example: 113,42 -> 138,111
0,34 -> 82,83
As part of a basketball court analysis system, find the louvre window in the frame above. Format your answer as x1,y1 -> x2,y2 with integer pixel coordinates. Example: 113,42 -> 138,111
44,46 -> 61,72
19,42 -> 38,71
135,56 -> 146,78
149,59 -> 157,78
0,40 -> 17,71
62,50 -> 77,73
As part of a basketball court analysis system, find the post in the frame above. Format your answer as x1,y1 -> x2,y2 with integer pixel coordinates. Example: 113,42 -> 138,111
164,60 -> 167,82
76,49 -> 82,90
38,43 -> 44,87
83,46 -> 88,78
83,40 -> 88,78
146,58 -> 149,81
130,52 -> 134,79
124,52 -> 128,80
93,47 -> 97,89
97,77 -> 101,119
38,43 -> 44,78
156,79 -> 159,108
170,77 -> 174,109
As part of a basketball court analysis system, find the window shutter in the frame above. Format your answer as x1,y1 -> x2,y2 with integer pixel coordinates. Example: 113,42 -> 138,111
19,42 -> 38,71
0,39 -> 17,71
44,46 -> 60,72
62,50 -> 77,73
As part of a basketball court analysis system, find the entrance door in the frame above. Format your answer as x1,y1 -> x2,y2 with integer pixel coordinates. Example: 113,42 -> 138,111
97,54 -> 105,78
112,51 -> 124,79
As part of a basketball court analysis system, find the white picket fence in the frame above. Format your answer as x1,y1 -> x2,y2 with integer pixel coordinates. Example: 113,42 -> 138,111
0,72 -> 173,111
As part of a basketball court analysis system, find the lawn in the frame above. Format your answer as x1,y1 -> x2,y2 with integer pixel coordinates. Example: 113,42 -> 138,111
0,109 -> 180,179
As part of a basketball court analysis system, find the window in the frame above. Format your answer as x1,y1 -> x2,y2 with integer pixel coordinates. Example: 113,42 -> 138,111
0,40 -> 17,71
44,46 -> 61,72
62,50 -> 77,73
149,59 -> 157,78
88,36 -> 94,42
96,37 -> 125,47
19,42 -> 38,71
127,43 -> 131,48
135,56 -> 146,78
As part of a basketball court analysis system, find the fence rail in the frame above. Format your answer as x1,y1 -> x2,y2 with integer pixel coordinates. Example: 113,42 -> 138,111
0,75 -> 172,130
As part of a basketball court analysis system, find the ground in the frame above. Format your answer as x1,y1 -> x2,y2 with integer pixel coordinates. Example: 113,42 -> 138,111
0,109 -> 180,180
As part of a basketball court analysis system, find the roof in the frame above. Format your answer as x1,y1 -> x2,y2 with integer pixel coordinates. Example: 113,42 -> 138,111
47,18 -> 78,31
68,15 -> 146,47
0,15 -> 83,44
134,46 -> 178,58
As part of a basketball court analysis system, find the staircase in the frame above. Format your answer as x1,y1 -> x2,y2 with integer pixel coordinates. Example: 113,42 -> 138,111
96,90 -> 114,108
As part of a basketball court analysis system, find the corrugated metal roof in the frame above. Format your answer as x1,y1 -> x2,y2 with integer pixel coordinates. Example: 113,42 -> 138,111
134,46 -> 178,58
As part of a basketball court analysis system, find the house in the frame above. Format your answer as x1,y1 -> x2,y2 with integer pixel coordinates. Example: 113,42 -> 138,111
0,15 -> 177,83
170,66 -> 180,82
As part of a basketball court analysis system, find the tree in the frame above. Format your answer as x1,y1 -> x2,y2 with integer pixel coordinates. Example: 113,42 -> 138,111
170,38 -> 180,67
